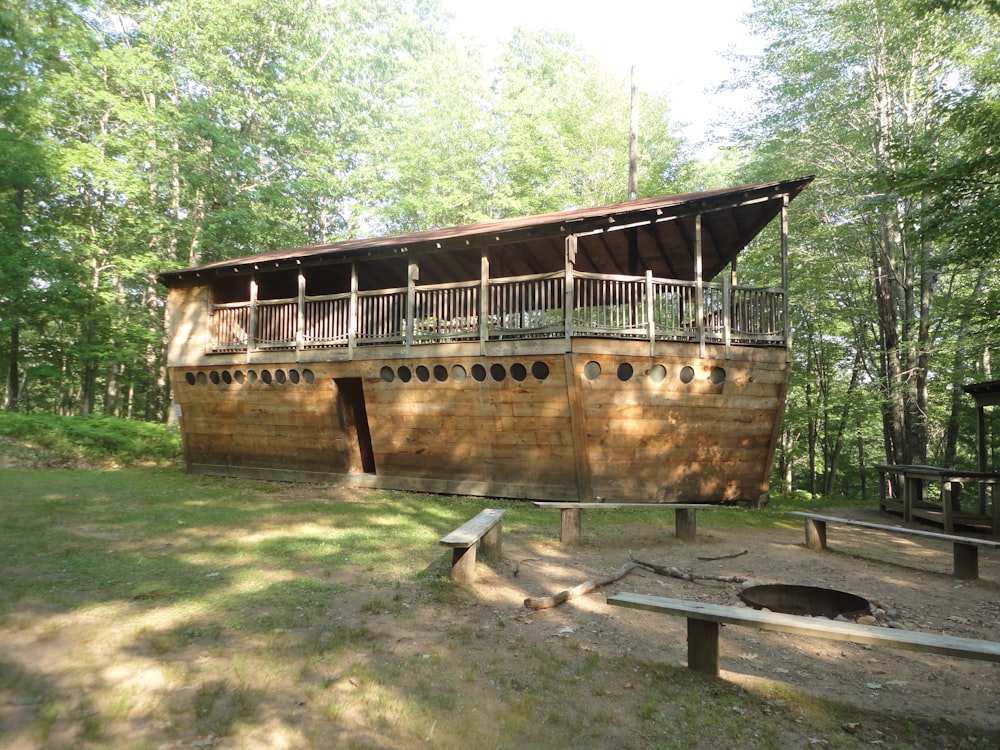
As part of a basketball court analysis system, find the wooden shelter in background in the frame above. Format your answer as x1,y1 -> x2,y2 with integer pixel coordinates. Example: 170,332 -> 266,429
877,380 -> 1000,535
157,177 -> 813,504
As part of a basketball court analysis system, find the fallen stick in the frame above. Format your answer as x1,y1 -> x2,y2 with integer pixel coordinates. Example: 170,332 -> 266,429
523,561 -> 638,610
628,553 -> 750,584
696,549 -> 748,562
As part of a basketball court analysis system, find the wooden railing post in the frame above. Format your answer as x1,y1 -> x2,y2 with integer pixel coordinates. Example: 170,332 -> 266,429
646,270 -> 655,356
722,261 -> 732,359
246,277 -> 258,363
406,258 -> 418,350
694,214 -> 705,358
565,235 -> 577,349
480,249 -> 489,354
781,195 -> 791,356
296,271 -> 305,355
348,261 -> 358,357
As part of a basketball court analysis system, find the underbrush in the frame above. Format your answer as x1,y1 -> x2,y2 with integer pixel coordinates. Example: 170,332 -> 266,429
0,411 -> 182,466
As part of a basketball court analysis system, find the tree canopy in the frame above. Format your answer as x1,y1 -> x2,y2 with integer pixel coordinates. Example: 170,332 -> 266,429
2,0 -> 998,499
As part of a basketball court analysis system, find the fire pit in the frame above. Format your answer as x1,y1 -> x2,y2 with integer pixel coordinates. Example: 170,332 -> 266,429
739,584 -> 870,620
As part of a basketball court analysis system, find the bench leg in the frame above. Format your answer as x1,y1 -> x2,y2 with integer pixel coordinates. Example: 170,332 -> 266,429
675,508 -> 696,541
481,521 -> 502,561
953,543 -> 979,580
561,507 -> 582,545
803,518 -> 827,550
687,618 -> 720,676
941,481 -> 957,534
451,545 -> 477,585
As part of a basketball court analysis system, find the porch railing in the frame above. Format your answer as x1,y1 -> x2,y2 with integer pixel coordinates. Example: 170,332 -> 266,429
209,270 -> 786,354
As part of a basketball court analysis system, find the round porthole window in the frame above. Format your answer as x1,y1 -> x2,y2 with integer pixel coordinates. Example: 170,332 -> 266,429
289,369 -> 300,384
434,364 -> 448,382
247,370 -> 258,384
679,365 -> 695,384
196,372 -> 208,385
531,361 -> 550,380
275,369 -> 287,384
234,370 -> 245,384
221,371 -> 233,385
452,365 -> 467,382
380,366 -> 395,383
302,369 -> 314,384
209,371 -> 220,385
261,370 -> 272,384
490,364 -> 507,382
511,363 -> 527,381
584,361 -> 601,380
397,366 -> 412,383
649,364 -> 667,383
471,364 -> 487,382
710,366 -> 727,385
185,372 -> 196,386
617,363 -> 634,381
416,365 -> 430,382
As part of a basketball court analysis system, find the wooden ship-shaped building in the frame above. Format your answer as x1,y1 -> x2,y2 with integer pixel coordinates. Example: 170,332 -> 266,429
158,177 -> 813,504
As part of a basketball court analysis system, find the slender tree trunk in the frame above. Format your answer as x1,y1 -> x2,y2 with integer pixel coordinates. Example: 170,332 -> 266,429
823,349 -> 863,496
4,323 -> 20,412
104,362 -> 120,416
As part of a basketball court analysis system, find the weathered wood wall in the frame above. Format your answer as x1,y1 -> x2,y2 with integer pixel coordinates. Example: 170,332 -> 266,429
169,341 -> 787,504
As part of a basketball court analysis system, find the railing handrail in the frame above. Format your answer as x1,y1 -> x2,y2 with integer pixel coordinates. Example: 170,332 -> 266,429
489,270 -> 565,284
415,278 -> 481,292
208,270 -> 787,354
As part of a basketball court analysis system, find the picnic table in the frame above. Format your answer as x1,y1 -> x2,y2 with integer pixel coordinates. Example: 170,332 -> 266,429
875,464 -> 1000,535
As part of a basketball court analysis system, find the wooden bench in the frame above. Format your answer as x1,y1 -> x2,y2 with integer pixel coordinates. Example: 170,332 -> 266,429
439,508 -> 506,584
788,511 -> 1000,580
532,502 -> 716,544
607,592 -> 1000,677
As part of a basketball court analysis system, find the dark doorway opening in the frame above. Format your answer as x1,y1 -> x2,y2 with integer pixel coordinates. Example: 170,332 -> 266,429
334,377 -> 376,474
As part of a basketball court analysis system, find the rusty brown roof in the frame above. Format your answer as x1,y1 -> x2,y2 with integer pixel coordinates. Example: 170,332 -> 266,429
157,176 -> 814,286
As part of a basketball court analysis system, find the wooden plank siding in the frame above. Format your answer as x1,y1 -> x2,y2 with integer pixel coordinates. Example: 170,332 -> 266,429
169,341 -> 787,504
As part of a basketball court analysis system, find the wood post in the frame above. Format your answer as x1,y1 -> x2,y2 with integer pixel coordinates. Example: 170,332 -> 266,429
450,546 -> 477,585
954,543 -> 979,580
804,518 -> 827,550
481,520 -> 502,561
480,249 -> 489,355
348,261 -> 358,355
780,195 -> 790,356
675,508 -> 697,541
687,618 -> 720,676
296,272 -> 305,354
694,214 -> 705,358
561,507 -> 582,545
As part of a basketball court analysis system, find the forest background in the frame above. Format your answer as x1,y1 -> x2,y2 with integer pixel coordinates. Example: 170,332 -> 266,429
1,0 -> 999,501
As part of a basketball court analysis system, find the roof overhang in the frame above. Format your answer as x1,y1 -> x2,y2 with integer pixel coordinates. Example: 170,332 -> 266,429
157,176 -> 814,287
963,380 -> 1000,407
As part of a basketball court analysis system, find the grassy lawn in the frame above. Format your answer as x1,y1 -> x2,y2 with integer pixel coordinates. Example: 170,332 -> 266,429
1,460 -> 997,748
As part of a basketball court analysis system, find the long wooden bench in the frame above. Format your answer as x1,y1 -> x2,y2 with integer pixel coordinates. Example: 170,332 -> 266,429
607,592 -> 1000,677
439,508 -> 505,584
788,511 -> 1000,579
532,502 -> 717,544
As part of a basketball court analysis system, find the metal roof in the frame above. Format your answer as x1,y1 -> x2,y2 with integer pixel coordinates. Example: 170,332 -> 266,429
157,176 -> 814,287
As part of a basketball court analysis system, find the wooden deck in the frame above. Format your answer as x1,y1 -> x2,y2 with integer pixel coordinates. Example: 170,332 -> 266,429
200,270 -> 787,360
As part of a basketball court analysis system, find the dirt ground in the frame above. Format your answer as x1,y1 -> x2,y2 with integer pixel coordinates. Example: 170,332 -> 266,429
3,472 -> 1000,748
429,507 -> 1000,732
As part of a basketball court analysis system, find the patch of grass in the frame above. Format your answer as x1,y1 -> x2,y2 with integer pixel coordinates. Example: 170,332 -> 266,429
0,412 -> 182,465
1,465 -> 996,750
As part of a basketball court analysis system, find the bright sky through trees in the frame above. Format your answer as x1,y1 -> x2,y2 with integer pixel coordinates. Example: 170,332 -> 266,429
441,0 -> 760,149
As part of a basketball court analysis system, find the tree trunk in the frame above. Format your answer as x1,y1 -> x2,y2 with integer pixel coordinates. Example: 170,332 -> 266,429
4,323 -> 20,412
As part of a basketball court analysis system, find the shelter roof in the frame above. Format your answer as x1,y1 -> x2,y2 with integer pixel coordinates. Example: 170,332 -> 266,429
963,380 -> 1000,407
157,176 -> 814,287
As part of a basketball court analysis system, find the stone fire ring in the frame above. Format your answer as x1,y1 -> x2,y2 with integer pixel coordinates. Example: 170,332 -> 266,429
739,584 -> 871,620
